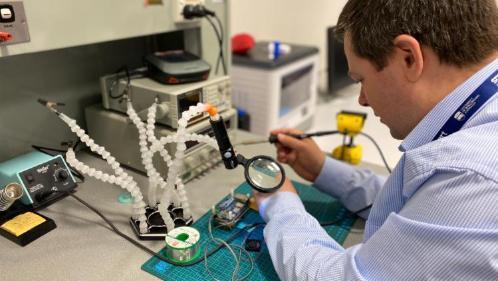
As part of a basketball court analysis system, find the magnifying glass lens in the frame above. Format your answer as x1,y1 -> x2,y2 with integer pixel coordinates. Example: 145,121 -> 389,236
247,158 -> 283,191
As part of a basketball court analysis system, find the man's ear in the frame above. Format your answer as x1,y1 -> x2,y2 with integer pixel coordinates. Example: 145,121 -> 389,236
392,35 -> 424,82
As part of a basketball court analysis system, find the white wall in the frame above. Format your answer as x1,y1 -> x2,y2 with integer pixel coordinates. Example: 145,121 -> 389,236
230,0 -> 349,90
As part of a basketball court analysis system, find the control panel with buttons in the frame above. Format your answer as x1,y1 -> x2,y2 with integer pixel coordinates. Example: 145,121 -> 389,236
0,151 -> 77,209
0,1 -> 30,46
18,156 -> 77,208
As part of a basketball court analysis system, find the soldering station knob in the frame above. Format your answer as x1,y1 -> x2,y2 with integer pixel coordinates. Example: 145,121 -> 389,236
56,169 -> 69,181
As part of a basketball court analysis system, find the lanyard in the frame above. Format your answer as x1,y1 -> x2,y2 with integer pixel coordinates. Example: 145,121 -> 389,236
433,69 -> 498,140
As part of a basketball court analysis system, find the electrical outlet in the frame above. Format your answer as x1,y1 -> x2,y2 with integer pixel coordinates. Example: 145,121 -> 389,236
172,0 -> 205,23
0,2 -> 30,46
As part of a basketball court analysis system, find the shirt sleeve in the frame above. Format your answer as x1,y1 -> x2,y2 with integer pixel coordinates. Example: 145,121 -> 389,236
262,169 -> 498,281
313,156 -> 386,218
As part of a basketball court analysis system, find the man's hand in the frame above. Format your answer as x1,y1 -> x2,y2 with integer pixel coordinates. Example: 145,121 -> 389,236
271,128 -> 326,182
252,178 -> 297,211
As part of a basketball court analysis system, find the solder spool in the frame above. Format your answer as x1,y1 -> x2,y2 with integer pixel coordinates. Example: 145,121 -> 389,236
165,226 -> 201,264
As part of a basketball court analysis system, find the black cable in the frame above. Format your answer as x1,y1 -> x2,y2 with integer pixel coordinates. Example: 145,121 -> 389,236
319,204 -> 372,226
107,67 -> 146,100
205,15 -> 227,75
108,66 -> 131,100
66,191 -> 263,267
359,132 -> 392,173
205,16 -> 223,74
213,14 -> 227,75
32,144 -> 66,153
341,133 -> 347,161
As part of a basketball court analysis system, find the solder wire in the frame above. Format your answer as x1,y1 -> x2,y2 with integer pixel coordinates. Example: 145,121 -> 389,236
203,214 -> 255,281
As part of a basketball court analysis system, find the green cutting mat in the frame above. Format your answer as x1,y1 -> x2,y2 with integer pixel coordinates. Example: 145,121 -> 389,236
142,181 -> 356,280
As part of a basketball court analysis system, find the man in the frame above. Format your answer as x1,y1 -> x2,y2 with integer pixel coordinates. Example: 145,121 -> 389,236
253,0 -> 498,280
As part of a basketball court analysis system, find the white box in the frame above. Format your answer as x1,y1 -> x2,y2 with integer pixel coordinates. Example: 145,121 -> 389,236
231,42 -> 319,136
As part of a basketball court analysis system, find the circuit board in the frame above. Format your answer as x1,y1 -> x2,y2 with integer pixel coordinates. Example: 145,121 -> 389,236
213,193 -> 250,229
142,181 -> 357,280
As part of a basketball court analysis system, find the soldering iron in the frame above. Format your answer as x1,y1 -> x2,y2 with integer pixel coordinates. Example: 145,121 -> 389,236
235,111 -> 393,171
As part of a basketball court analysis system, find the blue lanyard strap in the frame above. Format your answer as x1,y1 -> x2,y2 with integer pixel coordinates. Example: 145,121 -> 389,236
433,69 -> 498,141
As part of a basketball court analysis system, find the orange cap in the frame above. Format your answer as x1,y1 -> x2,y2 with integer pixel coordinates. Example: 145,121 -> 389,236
206,104 -> 218,116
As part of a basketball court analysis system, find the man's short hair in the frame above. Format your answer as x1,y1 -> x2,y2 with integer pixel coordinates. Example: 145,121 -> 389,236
336,0 -> 498,70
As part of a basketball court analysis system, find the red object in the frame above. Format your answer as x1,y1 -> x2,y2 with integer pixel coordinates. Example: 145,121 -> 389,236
0,31 -> 12,42
231,33 -> 255,55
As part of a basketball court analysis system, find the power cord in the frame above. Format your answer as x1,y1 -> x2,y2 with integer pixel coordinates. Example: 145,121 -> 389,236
182,4 -> 227,75
359,132 -> 392,173
205,15 -> 227,75
108,66 -> 147,100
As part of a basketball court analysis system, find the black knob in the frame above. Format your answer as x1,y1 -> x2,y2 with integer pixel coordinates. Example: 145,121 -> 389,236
56,169 -> 69,181
36,191 -> 53,202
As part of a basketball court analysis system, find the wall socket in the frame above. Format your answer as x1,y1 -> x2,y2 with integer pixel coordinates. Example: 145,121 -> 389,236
172,0 -> 205,23
0,1 -> 30,46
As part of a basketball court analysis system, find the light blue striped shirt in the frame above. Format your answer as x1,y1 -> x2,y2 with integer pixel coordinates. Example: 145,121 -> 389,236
260,59 -> 498,280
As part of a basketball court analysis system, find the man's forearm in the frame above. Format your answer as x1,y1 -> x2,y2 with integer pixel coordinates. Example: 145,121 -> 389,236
313,157 -> 386,218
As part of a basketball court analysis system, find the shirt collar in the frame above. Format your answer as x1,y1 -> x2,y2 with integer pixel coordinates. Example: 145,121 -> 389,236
399,59 -> 498,152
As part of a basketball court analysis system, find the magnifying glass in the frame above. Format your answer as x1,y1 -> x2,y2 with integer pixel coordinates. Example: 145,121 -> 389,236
236,154 -> 285,193
208,105 -> 286,193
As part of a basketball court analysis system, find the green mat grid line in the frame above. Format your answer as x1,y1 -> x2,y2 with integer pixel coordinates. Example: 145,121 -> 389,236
142,181 -> 356,280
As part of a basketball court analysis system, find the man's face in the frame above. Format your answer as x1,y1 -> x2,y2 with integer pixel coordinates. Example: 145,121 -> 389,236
344,33 -> 414,139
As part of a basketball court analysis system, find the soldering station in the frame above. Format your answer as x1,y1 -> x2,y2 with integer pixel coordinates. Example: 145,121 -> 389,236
0,1 -> 392,280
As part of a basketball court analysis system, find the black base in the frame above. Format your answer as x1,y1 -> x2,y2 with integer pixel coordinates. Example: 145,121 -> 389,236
129,205 -> 193,240
0,212 -> 56,247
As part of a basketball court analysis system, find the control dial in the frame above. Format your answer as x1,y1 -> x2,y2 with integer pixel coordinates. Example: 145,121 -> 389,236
55,169 -> 69,181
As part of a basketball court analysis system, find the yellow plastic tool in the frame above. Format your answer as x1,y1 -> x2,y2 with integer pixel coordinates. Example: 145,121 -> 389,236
332,145 -> 363,165
332,111 -> 367,165
336,111 -> 367,137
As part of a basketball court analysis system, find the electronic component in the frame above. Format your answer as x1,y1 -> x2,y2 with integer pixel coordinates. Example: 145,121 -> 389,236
245,226 -> 264,252
213,193 -> 250,229
101,75 -> 231,128
145,50 -> 211,85
0,151 -> 77,208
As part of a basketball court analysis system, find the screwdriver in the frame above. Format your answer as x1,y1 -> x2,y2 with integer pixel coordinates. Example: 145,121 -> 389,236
236,130 -> 340,146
